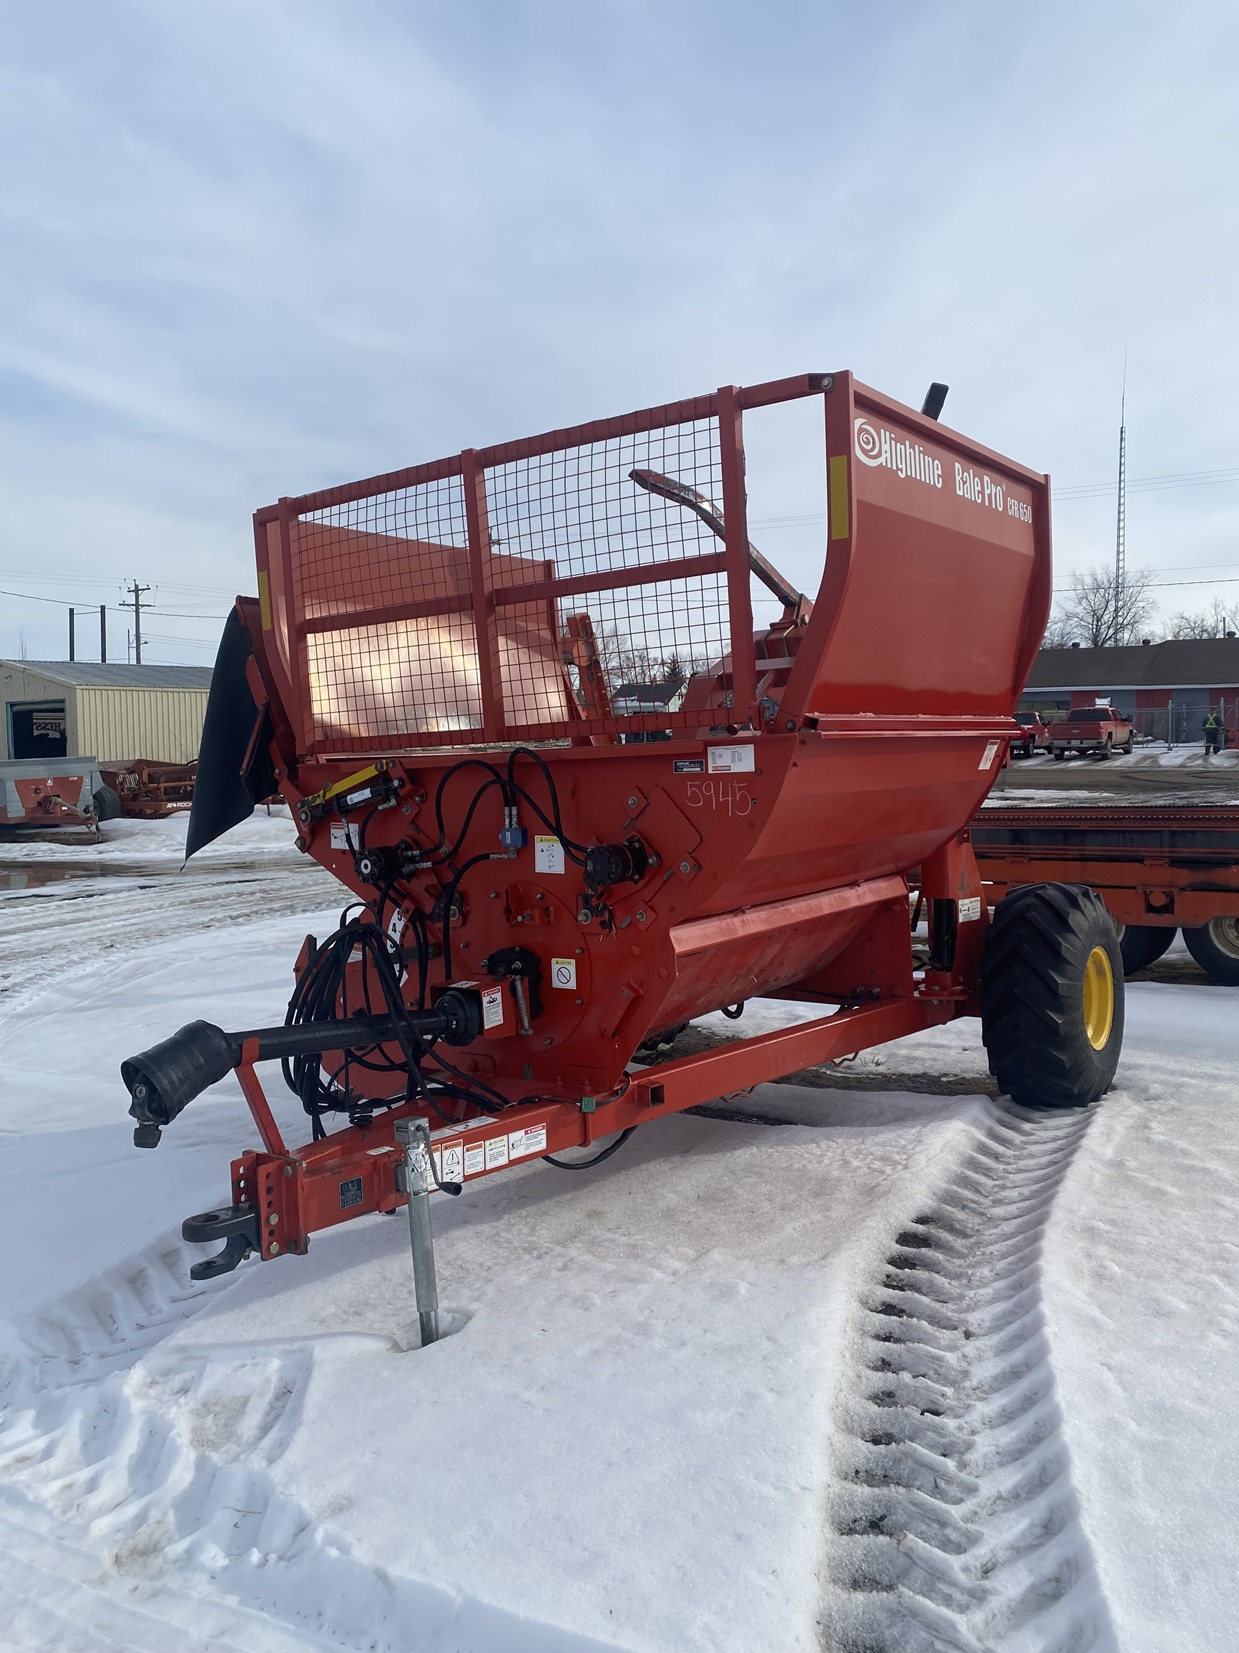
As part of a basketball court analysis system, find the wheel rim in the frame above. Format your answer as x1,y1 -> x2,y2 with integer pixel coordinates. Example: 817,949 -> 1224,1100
1208,917 -> 1239,960
1083,946 -> 1115,1050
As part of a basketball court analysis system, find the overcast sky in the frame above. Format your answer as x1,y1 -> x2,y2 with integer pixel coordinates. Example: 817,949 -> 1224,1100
2,0 -> 1237,662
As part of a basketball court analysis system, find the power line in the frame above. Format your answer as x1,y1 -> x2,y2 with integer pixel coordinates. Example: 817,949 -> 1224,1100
0,585 -> 225,619
749,465 -> 1239,529
1055,466 -> 1239,500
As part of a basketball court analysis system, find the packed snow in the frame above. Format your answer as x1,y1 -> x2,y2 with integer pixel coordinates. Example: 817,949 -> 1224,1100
1,819 -> 1236,1651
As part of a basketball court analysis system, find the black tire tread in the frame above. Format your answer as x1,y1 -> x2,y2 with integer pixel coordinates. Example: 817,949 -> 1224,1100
1183,921 -> 1239,986
980,883 -> 1124,1109
92,784 -> 123,823
1119,923 -> 1176,976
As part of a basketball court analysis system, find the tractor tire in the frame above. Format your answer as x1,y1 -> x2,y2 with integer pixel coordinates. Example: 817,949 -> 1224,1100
980,883 -> 1124,1108
92,784 -> 123,822
1117,922 -> 1177,976
1182,918 -> 1239,986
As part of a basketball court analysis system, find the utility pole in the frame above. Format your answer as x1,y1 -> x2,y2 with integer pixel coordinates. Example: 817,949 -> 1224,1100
120,581 -> 151,665
68,607 -> 76,662
1115,354 -> 1127,640
100,604 -> 107,663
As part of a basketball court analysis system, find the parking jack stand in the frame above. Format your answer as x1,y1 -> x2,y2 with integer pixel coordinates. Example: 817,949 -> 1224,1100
395,1119 -> 440,1346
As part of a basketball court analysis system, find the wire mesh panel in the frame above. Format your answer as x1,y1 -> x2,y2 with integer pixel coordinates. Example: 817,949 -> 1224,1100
486,417 -> 729,738
295,473 -> 481,744
282,407 -> 739,754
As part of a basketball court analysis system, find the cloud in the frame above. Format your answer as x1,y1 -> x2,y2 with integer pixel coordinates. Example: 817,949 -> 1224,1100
1,0 -> 1237,658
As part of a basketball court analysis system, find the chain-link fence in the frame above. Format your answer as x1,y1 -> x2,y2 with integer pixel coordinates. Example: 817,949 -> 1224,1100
1128,700 -> 1237,749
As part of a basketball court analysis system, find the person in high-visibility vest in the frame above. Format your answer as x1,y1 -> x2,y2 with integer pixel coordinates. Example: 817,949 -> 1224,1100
1204,709 -> 1224,754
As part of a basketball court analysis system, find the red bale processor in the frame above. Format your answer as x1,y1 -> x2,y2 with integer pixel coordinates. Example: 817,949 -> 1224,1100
122,372 -> 1124,1290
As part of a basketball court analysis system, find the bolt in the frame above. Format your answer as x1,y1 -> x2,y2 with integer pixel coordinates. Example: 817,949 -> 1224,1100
679,861 -> 691,874
785,719 -> 796,731
267,1212 -> 279,1227
268,1241 -> 281,1256
627,795 -> 639,809
636,910 -> 646,922
574,996 -> 583,1005
283,1165 -> 293,1177
578,909 -> 592,923
543,1037 -> 554,1047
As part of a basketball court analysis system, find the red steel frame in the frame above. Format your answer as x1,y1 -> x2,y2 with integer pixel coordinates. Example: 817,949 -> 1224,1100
973,804 -> 1239,927
207,372 -> 1052,1266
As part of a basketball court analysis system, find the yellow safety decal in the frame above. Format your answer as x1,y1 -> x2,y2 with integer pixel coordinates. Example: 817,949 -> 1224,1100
257,569 -> 272,631
303,761 -> 388,811
829,454 -> 850,540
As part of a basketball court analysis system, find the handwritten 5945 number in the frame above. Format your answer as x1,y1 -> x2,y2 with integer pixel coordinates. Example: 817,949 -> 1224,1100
685,777 -> 755,817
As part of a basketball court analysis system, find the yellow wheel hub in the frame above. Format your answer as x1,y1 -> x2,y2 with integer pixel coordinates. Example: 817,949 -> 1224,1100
1082,945 -> 1115,1050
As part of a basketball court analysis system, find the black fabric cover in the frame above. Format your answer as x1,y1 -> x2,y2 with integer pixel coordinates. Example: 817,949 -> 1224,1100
185,610 -> 278,862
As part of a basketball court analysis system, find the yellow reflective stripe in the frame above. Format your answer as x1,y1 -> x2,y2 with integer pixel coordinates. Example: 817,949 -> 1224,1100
257,569 -> 272,631
829,454 -> 850,540
304,762 -> 387,810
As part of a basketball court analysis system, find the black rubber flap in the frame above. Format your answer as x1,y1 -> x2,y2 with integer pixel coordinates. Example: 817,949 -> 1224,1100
185,609 -> 277,861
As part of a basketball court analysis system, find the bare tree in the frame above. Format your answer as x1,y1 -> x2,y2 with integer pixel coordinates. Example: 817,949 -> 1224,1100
1041,611 -> 1079,649
1044,565 -> 1158,649
1163,597 -> 1239,640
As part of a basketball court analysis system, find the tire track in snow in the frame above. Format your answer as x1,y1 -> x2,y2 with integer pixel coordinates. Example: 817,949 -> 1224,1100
819,1100 -> 1118,1653
0,863 -> 338,1006
0,1240 -> 617,1653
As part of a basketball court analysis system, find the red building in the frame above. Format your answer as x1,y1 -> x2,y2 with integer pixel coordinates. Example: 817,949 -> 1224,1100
1021,639 -> 1239,745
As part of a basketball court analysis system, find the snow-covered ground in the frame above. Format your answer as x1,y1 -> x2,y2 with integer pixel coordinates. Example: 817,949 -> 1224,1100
1,821 -> 1236,1651
999,746 -> 1239,802
0,808 -> 301,867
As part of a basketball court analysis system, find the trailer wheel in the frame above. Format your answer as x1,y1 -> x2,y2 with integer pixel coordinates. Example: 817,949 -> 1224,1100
92,784 -> 122,822
980,883 -> 1124,1108
1183,918 -> 1239,986
1117,922 -> 1177,976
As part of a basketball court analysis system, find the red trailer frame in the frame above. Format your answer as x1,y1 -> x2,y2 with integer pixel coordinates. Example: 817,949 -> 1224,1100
972,803 -> 1239,928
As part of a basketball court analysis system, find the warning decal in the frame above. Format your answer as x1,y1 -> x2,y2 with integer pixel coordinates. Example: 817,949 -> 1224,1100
978,740 -> 1000,770
481,985 -> 505,1029
550,957 -> 577,990
464,1142 -> 486,1177
508,1123 -> 548,1160
535,835 -> 565,875
436,1141 -> 465,1185
485,1135 -> 510,1171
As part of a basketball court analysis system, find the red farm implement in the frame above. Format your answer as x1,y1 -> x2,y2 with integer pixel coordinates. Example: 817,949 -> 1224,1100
122,372 -> 1125,1292
973,802 -> 1239,983
98,759 -> 197,819
0,757 -> 104,830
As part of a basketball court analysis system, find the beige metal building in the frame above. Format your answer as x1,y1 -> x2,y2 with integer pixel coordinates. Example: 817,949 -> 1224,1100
0,661 -> 213,765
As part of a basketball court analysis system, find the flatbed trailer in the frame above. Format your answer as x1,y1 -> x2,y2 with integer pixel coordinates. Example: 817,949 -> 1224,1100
971,803 -> 1239,982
